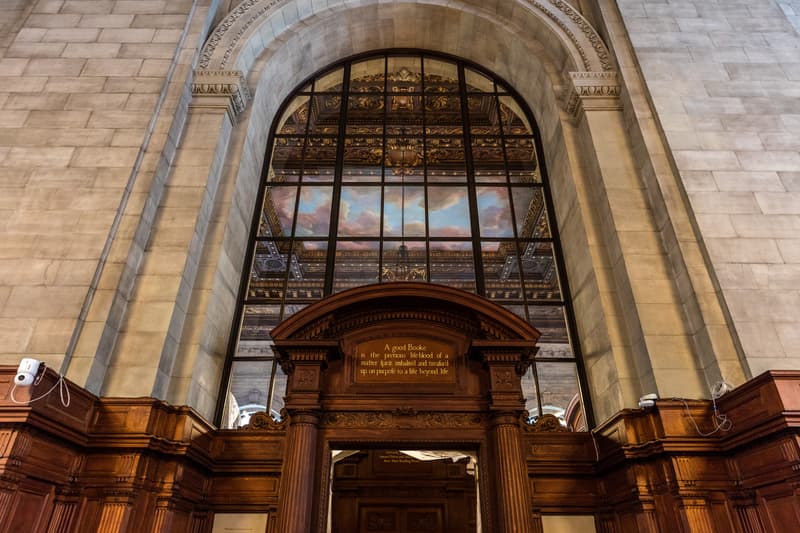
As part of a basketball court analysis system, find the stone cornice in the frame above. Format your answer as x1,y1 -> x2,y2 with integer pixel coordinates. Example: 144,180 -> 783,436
190,69 -> 251,118
563,71 -> 621,118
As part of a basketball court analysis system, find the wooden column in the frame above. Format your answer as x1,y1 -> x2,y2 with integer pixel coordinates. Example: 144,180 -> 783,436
273,344 -> 332,533
276,410 -> 321,533
491,411 -> 534,533
477,345 -> 535,533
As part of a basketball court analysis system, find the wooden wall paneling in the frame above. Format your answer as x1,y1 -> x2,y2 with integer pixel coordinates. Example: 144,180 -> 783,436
524,431 -> 598,513
758,485 -> 800,533
44,491 -> 81,533
0,348 -> 799,532
676,497 -> 716,533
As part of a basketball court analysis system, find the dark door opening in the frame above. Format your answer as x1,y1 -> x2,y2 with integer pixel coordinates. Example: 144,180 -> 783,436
330,450 -> 478,533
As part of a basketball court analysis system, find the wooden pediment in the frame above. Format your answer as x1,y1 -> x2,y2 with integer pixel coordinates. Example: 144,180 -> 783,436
270,282 -> 540,344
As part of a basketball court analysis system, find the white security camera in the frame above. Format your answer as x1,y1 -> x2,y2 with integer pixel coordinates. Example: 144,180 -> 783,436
638,393 -> 658,409
15,358 -> 41,387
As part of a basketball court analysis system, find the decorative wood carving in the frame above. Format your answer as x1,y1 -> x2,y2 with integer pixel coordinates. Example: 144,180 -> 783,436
242,411 -> 287,431
525,413 -> 568,433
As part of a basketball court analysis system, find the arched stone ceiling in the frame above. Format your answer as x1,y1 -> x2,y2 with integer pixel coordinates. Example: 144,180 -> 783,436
198,0 -> 613,75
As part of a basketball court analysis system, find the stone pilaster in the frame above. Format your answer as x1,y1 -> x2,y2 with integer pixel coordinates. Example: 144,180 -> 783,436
101,69 -> 251,415
564,68 -> 709,402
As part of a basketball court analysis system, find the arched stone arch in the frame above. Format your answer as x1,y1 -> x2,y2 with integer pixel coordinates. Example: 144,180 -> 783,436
198,0 -> 613,75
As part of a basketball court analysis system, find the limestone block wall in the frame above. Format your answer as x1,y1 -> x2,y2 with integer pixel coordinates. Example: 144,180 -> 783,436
617,0 -> 800,375
0,1 -> 197,371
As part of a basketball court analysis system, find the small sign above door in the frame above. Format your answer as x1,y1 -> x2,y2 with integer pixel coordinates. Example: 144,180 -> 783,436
353,337 -> 455,384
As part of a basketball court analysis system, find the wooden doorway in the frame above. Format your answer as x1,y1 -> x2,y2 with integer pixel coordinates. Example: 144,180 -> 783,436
271,283 -> 539,533
331,450 -> 478,533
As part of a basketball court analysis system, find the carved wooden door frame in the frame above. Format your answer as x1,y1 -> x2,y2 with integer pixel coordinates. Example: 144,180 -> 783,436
270,283 -> 540,533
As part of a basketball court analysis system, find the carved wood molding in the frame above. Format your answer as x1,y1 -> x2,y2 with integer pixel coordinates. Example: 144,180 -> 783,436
272,283 -> 539,344
523,413 -> 568,433
242,411 -> 287,431
321,410 -> 485,430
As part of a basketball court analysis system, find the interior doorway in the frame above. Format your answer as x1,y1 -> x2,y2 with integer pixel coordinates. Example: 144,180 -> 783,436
328,449 -> 479,533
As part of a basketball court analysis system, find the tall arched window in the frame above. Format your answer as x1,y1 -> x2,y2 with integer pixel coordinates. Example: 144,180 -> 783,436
218,52 -> 590,430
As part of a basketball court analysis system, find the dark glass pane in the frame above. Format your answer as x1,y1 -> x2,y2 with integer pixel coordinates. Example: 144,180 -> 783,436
338,186 -> 382,236
386,94 -> 423,129
333,241 -> 380,292
499,95 -> 532,135
481,241 -> 523,302
295,186 -> 333,236
535,362 -> 581,429
240,305 -> 283,340
308,94 -> 341,135
519,242 -> 561,302
505,137 -> 539,183
248,241 -> 290,299
235,339 -> 277,358
259,186 -> 297,237
425,124 -> 463,136
343,137 -> 383,181
301,136 -> 337,182
425,94 -> 462,133
314,67 -> 344,92
276,95 -> 309,135
471,137 -> 506,182
521,366 -> 539,415
423,57 -> 459,92
268,364 -> 287,417
468,95 -> 501,135
465,68 -> 493,92
504,304 -> 527,320
350,57 -> 385,91
528,306 -> 572,349
347,94 -> 384,135
225,359 -> 272,428
384,186 -> 426,237
285,241 -> 328,301
282,303 -> 308,319
426,137 -> 466,182
477,187 -> 514,237
428,186 -> 470,237
384,136 -> 424,183
386,124 -> 423,136
269,137 -> 303,182
303,137 -> 336,165
512,187 -> 550,239
382,240 -> 427,282
429,241 -> 475,292
387,56 -> 422,92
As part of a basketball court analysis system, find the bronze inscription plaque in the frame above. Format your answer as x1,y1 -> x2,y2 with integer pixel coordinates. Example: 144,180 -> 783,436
354,337 -> 455,383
